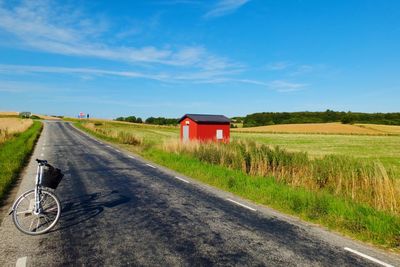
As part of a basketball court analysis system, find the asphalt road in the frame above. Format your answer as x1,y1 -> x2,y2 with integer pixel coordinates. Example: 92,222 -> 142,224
0,121 -> 399,266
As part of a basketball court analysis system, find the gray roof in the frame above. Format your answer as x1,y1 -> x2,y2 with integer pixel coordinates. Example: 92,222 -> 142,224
179,114 -> 231,124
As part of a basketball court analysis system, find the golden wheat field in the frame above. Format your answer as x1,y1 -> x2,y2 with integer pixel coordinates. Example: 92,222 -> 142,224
233,122 -> 390,135
0,118 -> 33,143
34,114 -> 61,120
357,124 -> 400,134
0,111 -> 19,116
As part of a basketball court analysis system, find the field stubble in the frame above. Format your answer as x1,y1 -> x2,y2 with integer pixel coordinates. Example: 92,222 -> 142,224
233,122 -> 400,135
0,118 -> 33,144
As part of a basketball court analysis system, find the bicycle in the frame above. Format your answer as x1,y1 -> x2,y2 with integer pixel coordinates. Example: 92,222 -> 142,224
10,159 -> 63,235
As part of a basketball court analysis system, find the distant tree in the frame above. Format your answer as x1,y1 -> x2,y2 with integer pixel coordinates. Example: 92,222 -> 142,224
125,116 -> 137,123
341,113 -> 355,124
136,117 -> 143,123
145,117 -> 178,125
242,111 -> 400,127
115,117 -> 125,121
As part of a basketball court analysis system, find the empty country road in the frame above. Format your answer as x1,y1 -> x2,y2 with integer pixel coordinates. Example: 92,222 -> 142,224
0,121 -> 398,266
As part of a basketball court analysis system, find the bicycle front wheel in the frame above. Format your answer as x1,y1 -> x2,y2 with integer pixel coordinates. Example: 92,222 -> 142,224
12,189 -> 61,235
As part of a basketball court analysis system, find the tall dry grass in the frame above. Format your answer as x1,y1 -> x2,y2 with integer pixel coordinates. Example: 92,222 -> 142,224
0,118 -> 33,144
164,139 -> 400,215
84,122 -> 142,145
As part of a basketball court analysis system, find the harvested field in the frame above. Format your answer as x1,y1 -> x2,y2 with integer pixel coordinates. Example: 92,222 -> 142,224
233,122 -> 384,135
357,124 -> 400,134
34,114 -> 60,120
0,118 -> 33,144
0,111 -> 18,116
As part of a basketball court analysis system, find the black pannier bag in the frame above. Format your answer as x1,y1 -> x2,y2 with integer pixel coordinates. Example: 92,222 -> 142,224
41,164 -> 64,189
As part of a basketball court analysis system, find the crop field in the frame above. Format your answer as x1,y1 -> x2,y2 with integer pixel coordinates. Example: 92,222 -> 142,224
73,119 -> 400,249
0,111 -> 18,116
232,122 -> 400,135
0,118 -> 33,144
358,124 -> 400,134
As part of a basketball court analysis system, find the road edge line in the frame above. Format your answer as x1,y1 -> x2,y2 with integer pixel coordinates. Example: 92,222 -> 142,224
344,247 -> 394,267
227,198 -> 256,211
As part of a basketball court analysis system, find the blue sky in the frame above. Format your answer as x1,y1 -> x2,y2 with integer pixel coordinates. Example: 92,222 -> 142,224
0,0 -> 399,119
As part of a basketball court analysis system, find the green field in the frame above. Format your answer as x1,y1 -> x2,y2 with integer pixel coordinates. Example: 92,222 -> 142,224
71,119 -> 400,250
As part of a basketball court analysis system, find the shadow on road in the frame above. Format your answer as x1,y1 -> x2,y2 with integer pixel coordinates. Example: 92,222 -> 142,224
51,190 -> 131,232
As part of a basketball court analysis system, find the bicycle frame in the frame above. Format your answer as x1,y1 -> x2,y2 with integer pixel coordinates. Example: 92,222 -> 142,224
33,164 -> 44,215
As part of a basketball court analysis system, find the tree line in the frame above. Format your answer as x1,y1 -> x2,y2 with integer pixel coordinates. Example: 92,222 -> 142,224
115,116 -> 179,125
242,110 -> 400,127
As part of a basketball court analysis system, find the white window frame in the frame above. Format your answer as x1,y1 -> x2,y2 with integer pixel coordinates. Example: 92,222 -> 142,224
216,129 -> 223,140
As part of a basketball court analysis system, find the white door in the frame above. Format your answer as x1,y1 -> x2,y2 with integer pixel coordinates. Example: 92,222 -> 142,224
183,126 -> 189,141
216,129 -> 223,140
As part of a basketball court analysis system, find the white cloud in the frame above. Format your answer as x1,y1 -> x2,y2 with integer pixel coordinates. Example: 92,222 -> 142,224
204,0 -> 250,19
0,1 -> 236,71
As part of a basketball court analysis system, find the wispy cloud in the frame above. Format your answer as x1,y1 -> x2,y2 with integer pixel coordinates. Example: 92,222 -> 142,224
0,64 -> 238,84
0,1 -> 237,71
0,64 -> 168,80
0,64 -> 307,93
204,0 -> 250,19
266,61 -> 293,71
268,80 -> 307,92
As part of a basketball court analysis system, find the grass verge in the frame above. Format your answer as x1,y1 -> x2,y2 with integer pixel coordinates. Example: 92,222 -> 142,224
74,122 -> 400,251
0,121 -> 42,202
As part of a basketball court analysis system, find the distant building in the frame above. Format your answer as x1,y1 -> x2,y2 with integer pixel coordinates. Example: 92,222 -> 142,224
19,112 -> 31,118
179,114 -> 230,142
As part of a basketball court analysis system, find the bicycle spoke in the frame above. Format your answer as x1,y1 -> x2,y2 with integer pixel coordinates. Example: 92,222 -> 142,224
36,216 -> 40,231
29,217 -> 35,231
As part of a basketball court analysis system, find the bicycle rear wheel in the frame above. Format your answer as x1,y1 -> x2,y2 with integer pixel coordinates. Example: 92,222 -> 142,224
12,189 -> 61,235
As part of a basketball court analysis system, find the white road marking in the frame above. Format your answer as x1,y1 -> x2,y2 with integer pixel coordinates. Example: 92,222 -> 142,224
40,153 -> 44,157
226,198 -> 256,211
15,256 -> 27,267
106,145 -> 112,148
128,155 -> 135,159
175,176 -> 190,183
115,149 -> 120,153
344,247 -> 393,267
146,164 -> 156,169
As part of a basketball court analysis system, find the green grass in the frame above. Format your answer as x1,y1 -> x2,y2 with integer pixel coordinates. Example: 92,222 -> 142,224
0,121 -> 42,201
73,120 -> 400,250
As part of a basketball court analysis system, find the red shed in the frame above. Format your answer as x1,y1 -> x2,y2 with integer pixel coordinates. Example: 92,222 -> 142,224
179,114 -> 231,142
